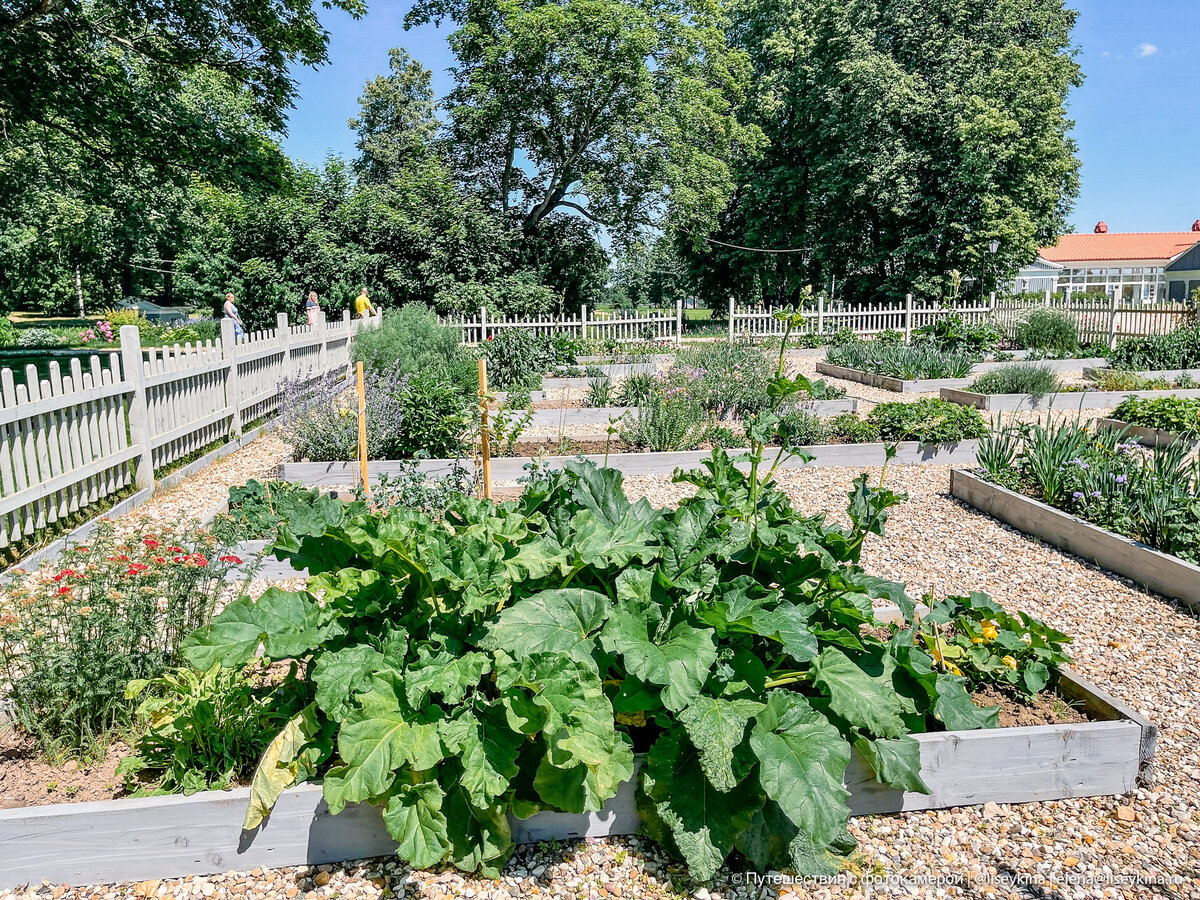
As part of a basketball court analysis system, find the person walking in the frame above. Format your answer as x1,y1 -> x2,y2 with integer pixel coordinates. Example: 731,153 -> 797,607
305,291 -> 321,327
222,292 -> 245,338
355,286 -> 378,319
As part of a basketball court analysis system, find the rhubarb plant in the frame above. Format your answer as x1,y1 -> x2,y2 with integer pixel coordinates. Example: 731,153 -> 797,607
179,313 -> 1069,879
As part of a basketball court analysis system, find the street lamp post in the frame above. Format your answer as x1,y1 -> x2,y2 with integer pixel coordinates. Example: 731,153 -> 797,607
986,239 -> 1000,299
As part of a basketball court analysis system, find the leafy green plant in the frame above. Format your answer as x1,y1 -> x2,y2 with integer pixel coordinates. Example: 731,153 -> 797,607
483,329 -> 580,391
968,364 -> 1061,397
825,413 -> 881,444
1013,309 -> 1079,356
0,522 -> 243,757
1090,369 -> 1192,392
211,480 -> 336,543
777,409 -> 825,446
1112,396 -> 1200,440
867,399 -> 988,443
367,461 -> 477,516
667,342 -> 771,419
912,316 -> 1001,355
174,309 -> 1072,880
618,373 -> 655,406
1108,322 -> 1200,371
625,392 -> 710,451
585,377 -> 616,408
353,304 -> 477,397
0,317 -> 19,346
119,663 -> 311,795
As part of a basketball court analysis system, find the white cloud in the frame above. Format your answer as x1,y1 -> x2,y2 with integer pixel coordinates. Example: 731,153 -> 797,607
1137,42 -> 1159,58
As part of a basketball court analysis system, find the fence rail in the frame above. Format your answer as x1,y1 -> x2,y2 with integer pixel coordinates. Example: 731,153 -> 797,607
0,311 -> 379,553
440,304 -> 681,345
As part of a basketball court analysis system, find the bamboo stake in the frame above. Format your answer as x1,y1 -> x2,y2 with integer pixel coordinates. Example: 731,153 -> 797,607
478,358 -> 492,500
356,361 -> 371,500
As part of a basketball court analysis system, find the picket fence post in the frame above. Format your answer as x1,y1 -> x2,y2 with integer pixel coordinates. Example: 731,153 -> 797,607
118,325 -> 154,492
220,317 -> 242,436
675,297 -> 683,347
480,306 -> 488,344
727,298 -> 735,344
817,295 -> 825,336
904,294 -> 913,343
1044,288 -> 1052,306
1107,290 -> 1120,349
581,305 -> 588,342
277,313 -> 291,379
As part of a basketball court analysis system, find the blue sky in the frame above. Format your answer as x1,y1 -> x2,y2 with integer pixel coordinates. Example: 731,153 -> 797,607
281,0 -> 1200,235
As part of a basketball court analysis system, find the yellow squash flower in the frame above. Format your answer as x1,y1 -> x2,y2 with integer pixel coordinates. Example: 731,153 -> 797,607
1001,655 -> 1018,670
981,623 -> 998,641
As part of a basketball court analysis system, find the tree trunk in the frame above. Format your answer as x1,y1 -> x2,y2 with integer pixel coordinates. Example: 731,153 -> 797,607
75,265 -> 85,318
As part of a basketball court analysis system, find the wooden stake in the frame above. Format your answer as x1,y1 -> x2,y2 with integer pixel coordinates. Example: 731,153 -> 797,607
356,361 -> 371,500
478,358 -> 492,500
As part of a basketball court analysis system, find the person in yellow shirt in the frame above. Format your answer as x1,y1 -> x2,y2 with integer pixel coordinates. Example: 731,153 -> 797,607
354,287 -> 378,318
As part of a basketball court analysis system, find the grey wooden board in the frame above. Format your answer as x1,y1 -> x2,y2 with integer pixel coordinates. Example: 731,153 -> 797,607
228,539 -> 309,580
939,387 -> 1200,412
528,407 -> 635,426
492,391 -> 548,403
816,363 -> 976,393
282,440 -> 980,486
577,355 -> 674,366
1093,418 -> 1196,449
526,398 -> 857,427
972,357 -> 1108,373
950,468 -> 1200,610
0,669 -> 1150,888
1083,367 -> 1200,382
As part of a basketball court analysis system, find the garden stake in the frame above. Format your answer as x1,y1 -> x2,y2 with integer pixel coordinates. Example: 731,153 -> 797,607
478,358 -> 493,499
356,361 -> 371,501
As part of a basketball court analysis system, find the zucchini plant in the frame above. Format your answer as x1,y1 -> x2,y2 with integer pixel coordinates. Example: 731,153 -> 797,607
180,312 -> 1068,879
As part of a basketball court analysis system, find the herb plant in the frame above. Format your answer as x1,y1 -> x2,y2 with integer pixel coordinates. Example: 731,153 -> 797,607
825,343 -> 978,379
1112,396 -> 1200,440
178,311 -> 1067,880
1108,322 -> 1200,371
968,364 -> 1061,397
1013,309 -> 1079,356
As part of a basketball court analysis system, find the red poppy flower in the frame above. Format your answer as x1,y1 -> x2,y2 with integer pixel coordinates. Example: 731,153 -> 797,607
167,546 -> 184,553
218,555 -> 242,565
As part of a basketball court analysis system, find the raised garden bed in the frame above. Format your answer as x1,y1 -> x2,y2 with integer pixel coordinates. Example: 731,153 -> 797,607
939,387 -> 1200,412
1093,417 -> 1197,449
950,468 -> 1200,610
816,362 -> 975,393
972,357 -> 1108,373
527,398 -> 858,427
0,665 -> 1154,889
1083,367 -> 1200,382
282,439 -> 981,485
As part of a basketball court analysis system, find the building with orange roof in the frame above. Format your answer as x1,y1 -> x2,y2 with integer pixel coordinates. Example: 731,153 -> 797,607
1013,221 -> 1200,302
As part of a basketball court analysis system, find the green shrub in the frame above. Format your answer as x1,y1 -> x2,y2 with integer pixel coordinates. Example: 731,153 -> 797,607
867,399 -> 988,443
625,393 -> 709,451
1112,396 -> 1200,440
0,317 -> 18,346
352,304 -> 476,396
1108,322 -> 1200,371
825,412 -> 881,443
211,480 -> 348,543
0,522 -> 242,757
778,409 -> 825,445
1013,309 -> 1079,355
618,372 -> 655,406
482,329 -> 580,391
585,377 -> 616,408
968,364 -> 1061,396
15,327 -> 65,348
912,315 -> 1002,355
1090,369 -> 1175,392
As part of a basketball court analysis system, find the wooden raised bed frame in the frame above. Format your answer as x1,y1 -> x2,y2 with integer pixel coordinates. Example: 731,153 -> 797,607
0,666 -> 1154,889
950,468 -> 1200,610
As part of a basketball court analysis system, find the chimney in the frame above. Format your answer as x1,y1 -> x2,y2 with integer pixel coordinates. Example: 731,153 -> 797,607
1192,219 -> 1200,232
1094,221 -> 1108,234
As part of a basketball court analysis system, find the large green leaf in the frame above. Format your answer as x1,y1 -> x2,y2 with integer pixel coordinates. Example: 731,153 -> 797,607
383,781 -> 451,869
750,692 -> 852,847
601,600 -> 717,712
404,648 -> 491,708
638,728 -> 764,881
853,736 -> 930,794
442,775 -> 513,878
181,588 -> 342,669
482,588 -> 609,670
810,647 -> 908,739
313,645 -> 388,719
322,679 -> 444,814
438,705 -> 523,808
750,602 -> 818,663
243,704 -> 321,830
570,506 -> 661,570
677,697 -> 763,792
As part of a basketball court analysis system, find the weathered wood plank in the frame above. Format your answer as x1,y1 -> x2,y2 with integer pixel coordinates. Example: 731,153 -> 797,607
941,387 -> 1200,412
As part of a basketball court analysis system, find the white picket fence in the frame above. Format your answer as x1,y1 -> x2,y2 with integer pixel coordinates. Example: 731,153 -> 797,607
440,304 -> 680,345
991,295 -> 1194,345
0,311 -> 379,551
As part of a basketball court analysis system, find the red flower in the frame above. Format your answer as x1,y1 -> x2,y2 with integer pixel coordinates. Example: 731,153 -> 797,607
173,555 -> 184,563
192,554 -> 209,567
126,562 -> 150,576
167,546 -> 184,553
56,585 -> 71,596
107,553 -> 130,562
154,556 -> 166,564
76,546 -> 90,554
52,569 -> 77,583
143,538 -> 160,550
486,335 -> 493,341
218,555 -> 242,565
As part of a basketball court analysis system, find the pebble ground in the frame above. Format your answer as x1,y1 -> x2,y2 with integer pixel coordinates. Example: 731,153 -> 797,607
3,410 -> 1197,899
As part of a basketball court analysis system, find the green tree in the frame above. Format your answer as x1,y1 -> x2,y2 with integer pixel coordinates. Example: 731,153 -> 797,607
688,0 -> 1081,307
349,48 -> 441,184
406,0 -> 760,241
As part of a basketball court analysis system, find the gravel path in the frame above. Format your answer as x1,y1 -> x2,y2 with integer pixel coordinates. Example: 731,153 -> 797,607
4,454 -> 1197,898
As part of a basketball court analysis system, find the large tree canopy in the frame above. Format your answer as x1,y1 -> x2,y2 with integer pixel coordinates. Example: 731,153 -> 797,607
406,0 -> 761,241
0,0 -> 364,177
687,0 -> 1081,307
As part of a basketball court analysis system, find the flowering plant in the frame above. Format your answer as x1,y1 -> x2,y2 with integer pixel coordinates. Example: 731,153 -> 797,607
0,520 -> 242,756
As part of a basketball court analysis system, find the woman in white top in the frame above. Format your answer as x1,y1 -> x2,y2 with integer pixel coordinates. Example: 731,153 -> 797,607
223,293 -> 245,337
